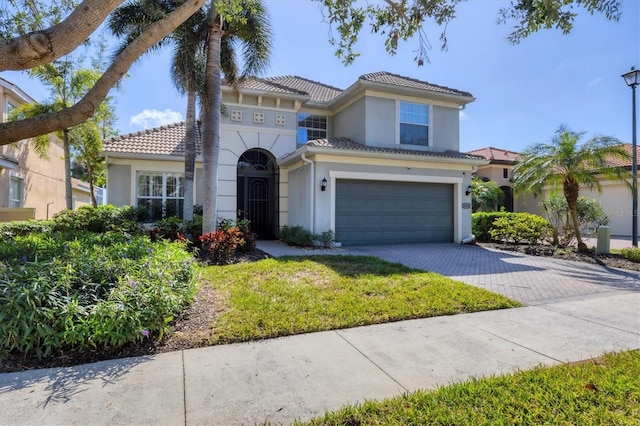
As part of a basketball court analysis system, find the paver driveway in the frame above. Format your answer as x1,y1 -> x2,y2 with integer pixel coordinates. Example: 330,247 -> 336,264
346,243 -> 640,305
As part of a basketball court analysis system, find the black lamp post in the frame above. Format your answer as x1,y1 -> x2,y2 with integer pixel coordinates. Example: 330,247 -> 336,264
622,67 -> 640,247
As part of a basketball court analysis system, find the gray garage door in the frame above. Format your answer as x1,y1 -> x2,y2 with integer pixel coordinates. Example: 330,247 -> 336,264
335,179 -> 453,245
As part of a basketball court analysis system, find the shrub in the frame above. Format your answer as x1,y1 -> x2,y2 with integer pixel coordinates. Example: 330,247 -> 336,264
52,205 -> 142,234
618,247 -> 640,263
0,220 -> 55,242
489,213 -> 551,245
472,212 -> 511,242
0,232 -> 198,359
278,225 -> 314,247
316,229 -> 336,248
200,228 -> 244,265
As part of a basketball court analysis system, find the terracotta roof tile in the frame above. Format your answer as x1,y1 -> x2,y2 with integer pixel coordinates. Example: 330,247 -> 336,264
360,71 -> 473,98
307,137 -> 485,161
263,76 -> 343,102
606,143 -> 640,167
468,147 -> 520,163
103,122 -> 202,157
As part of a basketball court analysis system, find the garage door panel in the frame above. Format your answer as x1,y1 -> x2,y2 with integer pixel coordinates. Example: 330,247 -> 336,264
335,180 -> 453,245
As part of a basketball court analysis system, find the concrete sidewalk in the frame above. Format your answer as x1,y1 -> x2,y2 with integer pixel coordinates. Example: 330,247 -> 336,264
1,292 -> 638,425
1,242 -> 639,425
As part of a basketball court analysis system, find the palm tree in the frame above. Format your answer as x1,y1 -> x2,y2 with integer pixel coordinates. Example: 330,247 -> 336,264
10,58 -> 101,210
199,0 -> 271,234
109,0 -> 271,228
513,125 -> 631,252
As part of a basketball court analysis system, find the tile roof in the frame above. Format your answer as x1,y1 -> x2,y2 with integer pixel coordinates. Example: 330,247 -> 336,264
606,143 -> 640,167
262,76 -> 343,102
235,77 -> 310,97
306,137 -> 486,161
468,147 -> 520,163
103,122 -> 202,157
359,71 -> 473,98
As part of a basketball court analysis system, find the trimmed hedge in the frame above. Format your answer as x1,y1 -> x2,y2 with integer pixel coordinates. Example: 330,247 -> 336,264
472,212 -> 511,242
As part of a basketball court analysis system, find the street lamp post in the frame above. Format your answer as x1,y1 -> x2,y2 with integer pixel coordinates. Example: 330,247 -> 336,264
622,67 -> 640,247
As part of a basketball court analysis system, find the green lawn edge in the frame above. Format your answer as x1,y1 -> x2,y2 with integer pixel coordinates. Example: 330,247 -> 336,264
201,255 -> 520,344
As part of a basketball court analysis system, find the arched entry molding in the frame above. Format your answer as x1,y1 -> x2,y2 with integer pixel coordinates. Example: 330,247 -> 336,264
236,149 -> 278,239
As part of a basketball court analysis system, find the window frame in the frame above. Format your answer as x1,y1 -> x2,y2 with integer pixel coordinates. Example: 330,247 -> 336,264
398,101 -> 431,148
502,168 -> 509,180
296,112 -> 327,144
136,171 -> 185,220
8,174 -> 24,208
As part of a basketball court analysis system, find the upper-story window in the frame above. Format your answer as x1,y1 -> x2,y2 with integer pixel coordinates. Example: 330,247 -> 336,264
9,175 -> 23,208
399,101 -> 429,146
5,100 -> 16,121
297,113 -> 326,143
503,168 -> 509,179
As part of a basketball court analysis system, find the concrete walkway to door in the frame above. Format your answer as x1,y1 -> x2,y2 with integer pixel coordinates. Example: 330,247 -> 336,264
257,240 -> 640,305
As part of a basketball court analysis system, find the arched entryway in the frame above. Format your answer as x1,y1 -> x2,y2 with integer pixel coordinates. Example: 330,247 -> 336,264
500,185 -> 514,212
237,149 -> 278,239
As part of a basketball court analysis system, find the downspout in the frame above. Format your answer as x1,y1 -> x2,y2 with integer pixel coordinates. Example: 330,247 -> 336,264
301,153 -> 315,233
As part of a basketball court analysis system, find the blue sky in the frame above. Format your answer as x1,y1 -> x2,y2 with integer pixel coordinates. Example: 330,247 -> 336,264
2,0 -> 639,153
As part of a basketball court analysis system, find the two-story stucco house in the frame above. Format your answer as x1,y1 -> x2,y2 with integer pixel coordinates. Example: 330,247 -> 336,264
0,77 -> 67,221
103,71 -> 487,245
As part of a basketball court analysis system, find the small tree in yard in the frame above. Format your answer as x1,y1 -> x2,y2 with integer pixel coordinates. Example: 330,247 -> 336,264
513,126 -> 630,252
541,192 -> 609,247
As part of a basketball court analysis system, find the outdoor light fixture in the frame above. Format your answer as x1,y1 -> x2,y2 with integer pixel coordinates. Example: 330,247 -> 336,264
465,185 -> 472,196
622,66 -> 640,247
321,177 -> 328,192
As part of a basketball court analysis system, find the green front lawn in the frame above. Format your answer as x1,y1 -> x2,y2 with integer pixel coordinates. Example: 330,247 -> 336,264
202,255 -> 519,344
298,350 -> 640,425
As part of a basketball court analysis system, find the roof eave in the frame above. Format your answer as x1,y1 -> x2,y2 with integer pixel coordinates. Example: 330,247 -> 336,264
103,151 -> 204,162
279,145 -> 489,167
221,84 -> 311,102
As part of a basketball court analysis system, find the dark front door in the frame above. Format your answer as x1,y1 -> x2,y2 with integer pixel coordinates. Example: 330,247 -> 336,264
237,150 -> 277,239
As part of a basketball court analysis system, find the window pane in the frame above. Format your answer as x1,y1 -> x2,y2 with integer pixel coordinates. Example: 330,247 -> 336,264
400,123 -> 429,146
297,113 -> 327,143
9,176 -> 22,207
400,102 -> 428,125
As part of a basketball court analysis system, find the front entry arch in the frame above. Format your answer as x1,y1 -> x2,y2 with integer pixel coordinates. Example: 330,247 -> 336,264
237,149 -> 278,239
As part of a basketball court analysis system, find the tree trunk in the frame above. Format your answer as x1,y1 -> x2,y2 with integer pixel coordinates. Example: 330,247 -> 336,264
201,7 -> 222,235
88,168 -> 97,207
564,178 -> 587,252
183,89 -> 196,221
63,129 -> 73,210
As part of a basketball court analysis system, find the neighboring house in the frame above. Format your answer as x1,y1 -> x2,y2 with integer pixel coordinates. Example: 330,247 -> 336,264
475,144 -> 639,237
103,71 -> 487,245
0,77 -> 67,221
0,77 -> 101,221
467,147 -> 520,212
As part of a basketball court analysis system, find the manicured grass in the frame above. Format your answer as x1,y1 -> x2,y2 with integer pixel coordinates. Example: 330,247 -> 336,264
298,350 -> 640,425
201,255 -> 519,344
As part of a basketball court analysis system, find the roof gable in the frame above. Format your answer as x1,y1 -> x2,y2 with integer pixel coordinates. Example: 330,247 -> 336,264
359,71 -> 473,98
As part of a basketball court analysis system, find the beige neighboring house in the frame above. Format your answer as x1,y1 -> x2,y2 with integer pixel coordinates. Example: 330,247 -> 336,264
0,77 -> 68,221
472,144 -> 639,237
467,147 -> 520,212
104,71 -> 488,245
0,77 -> 102,221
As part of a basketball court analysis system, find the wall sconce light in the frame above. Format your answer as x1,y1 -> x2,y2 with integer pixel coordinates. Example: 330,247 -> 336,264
465,185 -> 472,196
321,177 -> 328,192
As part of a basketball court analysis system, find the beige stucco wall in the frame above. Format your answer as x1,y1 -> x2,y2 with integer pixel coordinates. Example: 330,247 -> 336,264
1,80 -> 67,220
476,163 -> 514,186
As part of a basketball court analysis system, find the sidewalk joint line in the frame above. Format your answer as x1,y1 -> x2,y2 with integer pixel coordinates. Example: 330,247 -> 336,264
471,326 -> 564,364
334,330 -> 409,393
538,306 -> 640,336
182,350 -> 187,426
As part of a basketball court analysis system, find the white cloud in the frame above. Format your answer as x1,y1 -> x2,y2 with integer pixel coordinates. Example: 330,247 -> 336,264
587,77 -> 603,88
130,109 -> 183,130
459,110 -> 468,120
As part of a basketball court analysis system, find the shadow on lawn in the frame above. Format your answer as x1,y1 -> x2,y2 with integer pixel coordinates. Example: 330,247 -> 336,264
273,254 -> 426,278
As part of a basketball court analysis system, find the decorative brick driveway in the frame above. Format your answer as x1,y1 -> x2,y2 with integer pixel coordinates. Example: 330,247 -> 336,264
347,244 -> 640,305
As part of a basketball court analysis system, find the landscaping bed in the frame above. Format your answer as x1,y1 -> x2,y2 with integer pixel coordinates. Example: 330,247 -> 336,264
480,242 -> 640,272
